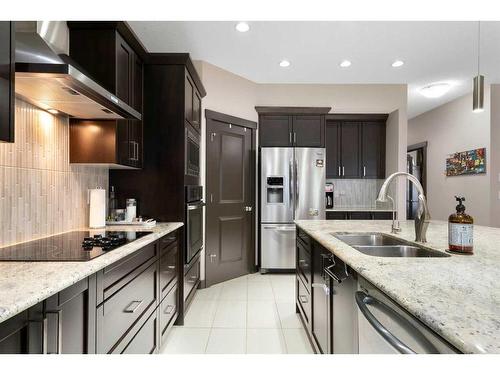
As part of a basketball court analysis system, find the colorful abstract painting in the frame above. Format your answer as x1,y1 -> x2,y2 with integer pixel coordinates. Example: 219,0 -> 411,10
446,147 -> 486,176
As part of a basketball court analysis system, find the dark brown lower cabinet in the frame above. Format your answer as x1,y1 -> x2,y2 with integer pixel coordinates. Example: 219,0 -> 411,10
184,254 -> 200,307
0,303 -> 44,354
326,211 -> 393,220
0,229 -> 182,355
45,277 -> 96,354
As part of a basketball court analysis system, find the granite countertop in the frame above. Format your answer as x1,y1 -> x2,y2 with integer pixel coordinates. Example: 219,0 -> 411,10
326,207 -> 394,212
295,219 -> 500,354
0,222 -> 183,325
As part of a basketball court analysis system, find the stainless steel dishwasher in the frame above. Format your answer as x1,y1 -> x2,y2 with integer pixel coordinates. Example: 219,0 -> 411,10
356,276 -> 459,354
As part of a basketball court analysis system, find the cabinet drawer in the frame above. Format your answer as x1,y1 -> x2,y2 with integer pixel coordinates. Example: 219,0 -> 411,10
297,228 -> 311,249
160,241 -> 178,298
372,211 -> 393,220
326,211 -> 348,220
100,241 -> 157,302
100,262 -> 157,353
297,239 -> 311,289
296,276 -> 311,328
121,309 -> 158,354
159,231 -> 178,250
160,283 -> 178,338
184,257 -> 200,302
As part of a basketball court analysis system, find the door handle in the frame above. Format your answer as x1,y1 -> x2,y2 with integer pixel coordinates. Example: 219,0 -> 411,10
355,292 -> 416,354
124,300 -> 143,314
45,310 -> 62,354
245,206 -> 253,212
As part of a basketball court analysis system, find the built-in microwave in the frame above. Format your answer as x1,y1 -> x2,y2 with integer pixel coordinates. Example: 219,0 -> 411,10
185,127 -> 200,177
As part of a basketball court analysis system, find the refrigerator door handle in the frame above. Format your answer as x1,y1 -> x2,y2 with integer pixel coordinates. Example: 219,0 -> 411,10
289,159 -> 294,209
295,159 -> 299,212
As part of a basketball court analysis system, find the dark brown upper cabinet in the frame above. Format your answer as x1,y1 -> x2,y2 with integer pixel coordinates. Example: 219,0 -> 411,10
0,21 -> 14,143
325,116 -> 387,179
184,73 -> 202,133
292,115 -> 325,147
67,22 -> 145,168
256,108 -> 330,147
259,115 -> 292,147
361,121 -> 386,179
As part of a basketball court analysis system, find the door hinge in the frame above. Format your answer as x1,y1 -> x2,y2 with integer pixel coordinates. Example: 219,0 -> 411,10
210,132 -> 216,141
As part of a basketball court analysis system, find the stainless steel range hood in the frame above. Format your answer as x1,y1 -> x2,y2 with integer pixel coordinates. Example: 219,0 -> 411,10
14,25 -> 141,120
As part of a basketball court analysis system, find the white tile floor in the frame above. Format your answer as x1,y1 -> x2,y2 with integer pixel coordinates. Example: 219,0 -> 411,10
160,273 -> 314,354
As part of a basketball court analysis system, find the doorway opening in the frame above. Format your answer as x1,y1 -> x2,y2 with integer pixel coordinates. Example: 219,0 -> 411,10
407,142 -> 427,220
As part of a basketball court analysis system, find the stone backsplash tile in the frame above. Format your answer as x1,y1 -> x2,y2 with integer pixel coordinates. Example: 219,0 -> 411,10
0,100 -> 109,247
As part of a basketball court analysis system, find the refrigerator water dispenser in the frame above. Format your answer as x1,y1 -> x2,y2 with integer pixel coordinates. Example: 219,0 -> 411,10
266,176 -> 284,204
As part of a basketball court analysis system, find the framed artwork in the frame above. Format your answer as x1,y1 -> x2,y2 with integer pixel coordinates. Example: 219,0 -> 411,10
446,147 -> 486,176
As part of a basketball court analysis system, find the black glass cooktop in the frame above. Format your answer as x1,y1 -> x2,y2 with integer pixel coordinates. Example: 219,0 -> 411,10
0,231 -> 153,261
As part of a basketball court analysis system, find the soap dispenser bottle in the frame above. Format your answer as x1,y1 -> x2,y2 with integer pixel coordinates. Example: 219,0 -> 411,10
448,196 -> 474,254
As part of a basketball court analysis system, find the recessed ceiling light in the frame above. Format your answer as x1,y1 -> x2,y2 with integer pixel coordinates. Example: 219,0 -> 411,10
235,22 -> 250,33
279,60 -> 291,68
47,109 -> 59,115
392,60 -> 404,68
419,83 -> 451,98
340,60 -> 351,68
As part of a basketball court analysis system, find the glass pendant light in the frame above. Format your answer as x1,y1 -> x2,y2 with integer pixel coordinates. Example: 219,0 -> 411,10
473,21 -> 484,113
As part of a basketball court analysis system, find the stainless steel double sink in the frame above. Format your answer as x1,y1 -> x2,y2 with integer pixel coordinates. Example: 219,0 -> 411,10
331,232 -> 450,258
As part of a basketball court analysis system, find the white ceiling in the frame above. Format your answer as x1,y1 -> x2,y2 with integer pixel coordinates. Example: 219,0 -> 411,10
129,21 -> 500,118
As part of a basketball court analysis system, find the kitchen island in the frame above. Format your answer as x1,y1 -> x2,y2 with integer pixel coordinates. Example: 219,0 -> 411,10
295,219 -> 500,354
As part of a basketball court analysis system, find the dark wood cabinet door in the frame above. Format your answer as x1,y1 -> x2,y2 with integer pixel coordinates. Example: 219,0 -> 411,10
312,243 -> 331,354
259,115 -> 292,147
361,121 -> 386,179
292,115 -> 324,147
340,122 -> 362,178
0,303 -> 44,354
115,34 -> 133,105
45,277 -> 96,354
0,21 -> 14,143
325,121 -> 340,178
185,74 -> 194,125
192,90 -> 201,132
133,55 -> 143,112
127,120 -> 142,168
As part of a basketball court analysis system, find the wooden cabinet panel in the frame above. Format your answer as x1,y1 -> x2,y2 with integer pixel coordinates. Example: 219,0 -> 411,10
193,90 -> 201,132
312,243 -> 332,354
296,276 -> 311,328
159,241 -> 178,299
297,239 -> 311,290
340,122 -> 362,178
184,256 -> 200,303
0,303 -> 44,354
362,121 -> 386,179
185,74 -> 194,125
160,283 -> 178,340
372,211 -> 393,220
98,262 -> 157,354
293,115 -> 324,147
116,34 -> 133,104
121,309 -> 159,354
45,277 -> 96,354
325,122 -> 340,178
0,21 -> 14,143
349,211 -> 372,220
259,115 -> 292,147
326,211 -> 348,220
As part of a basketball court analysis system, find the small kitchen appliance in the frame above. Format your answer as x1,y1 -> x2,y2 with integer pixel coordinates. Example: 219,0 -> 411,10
326,183 -> 334,209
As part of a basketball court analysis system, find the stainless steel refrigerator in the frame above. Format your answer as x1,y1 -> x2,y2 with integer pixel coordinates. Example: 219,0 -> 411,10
260,147 -> 325,272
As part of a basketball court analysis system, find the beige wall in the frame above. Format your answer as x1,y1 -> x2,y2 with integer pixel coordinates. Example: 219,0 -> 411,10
408,91 -> 491,225
0,100 -> 109,247
490,85 -> 500,227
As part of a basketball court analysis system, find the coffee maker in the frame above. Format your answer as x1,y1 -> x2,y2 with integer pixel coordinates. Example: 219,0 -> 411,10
325,183 -> 334,209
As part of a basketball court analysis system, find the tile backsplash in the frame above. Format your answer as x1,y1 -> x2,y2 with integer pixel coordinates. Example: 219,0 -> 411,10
0,100 -> 108,247
327,178 -> 396,209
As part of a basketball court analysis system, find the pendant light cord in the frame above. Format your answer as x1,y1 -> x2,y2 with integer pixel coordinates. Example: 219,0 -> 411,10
477,21 -> 481,76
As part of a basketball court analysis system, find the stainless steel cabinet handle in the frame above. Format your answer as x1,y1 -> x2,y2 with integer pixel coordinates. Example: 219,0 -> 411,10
293,132 -> 297,145
355,291 -> 416,354
363,166 -> 366,177
338,166 -> 341,176
188,202 -> 205,210
124,300 -> 143,314
289,132 -> 292,144
45,310 -> 62,354
164,305 -> 175,314
43,316 -> 48,354
289,159 -> 294,207
167,265 -> 176,270
311,282 -> 330,295
342,166 -> 345,176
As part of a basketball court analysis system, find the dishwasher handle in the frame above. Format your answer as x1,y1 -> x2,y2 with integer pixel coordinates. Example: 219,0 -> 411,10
355,291 -> 416,354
